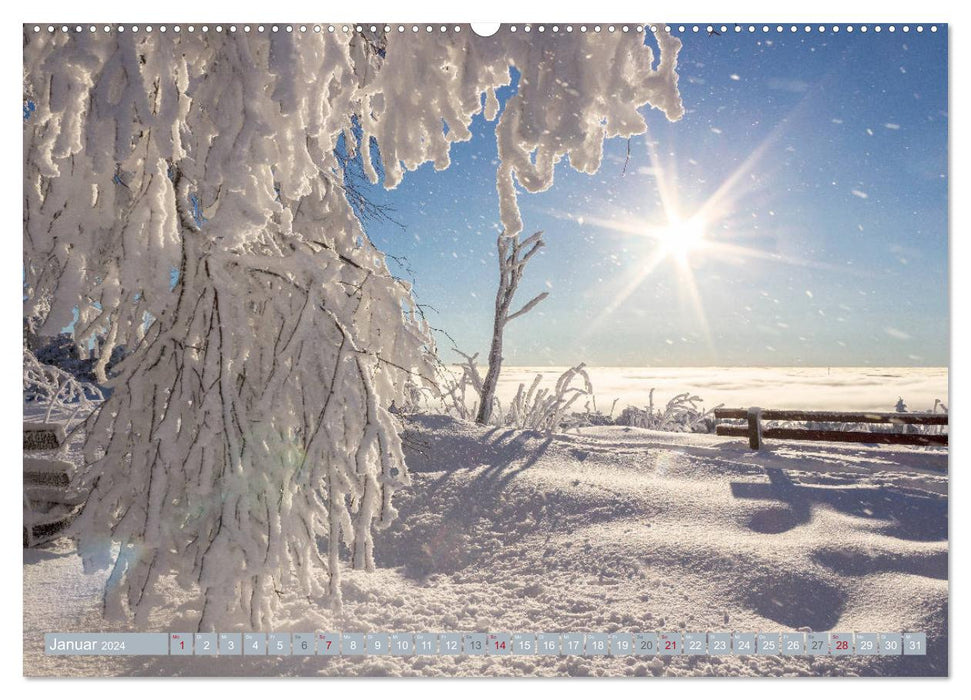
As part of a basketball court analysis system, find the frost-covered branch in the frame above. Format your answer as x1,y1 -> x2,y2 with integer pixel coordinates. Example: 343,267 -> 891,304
507,291 -> 550,323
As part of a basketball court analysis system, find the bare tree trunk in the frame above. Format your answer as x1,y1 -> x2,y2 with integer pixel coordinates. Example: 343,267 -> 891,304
477,287 -> 511,425
475,231 -> 548,424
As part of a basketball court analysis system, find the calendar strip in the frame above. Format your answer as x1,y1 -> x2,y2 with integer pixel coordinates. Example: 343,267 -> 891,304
44,631 -> 927,657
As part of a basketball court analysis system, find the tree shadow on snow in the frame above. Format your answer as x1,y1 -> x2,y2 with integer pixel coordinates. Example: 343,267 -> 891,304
399,415 -> 546,475
377,427 -> 553,580
731,468 -> 947,541
742,570 -> 847,630
23,540 -> 78,564
812,547 -> 947,580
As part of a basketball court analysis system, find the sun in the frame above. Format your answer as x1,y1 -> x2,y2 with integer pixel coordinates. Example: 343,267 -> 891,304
652,216 -> 708,261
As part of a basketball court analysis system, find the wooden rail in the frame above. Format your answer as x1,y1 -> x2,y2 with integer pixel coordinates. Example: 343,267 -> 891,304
714,407 -> 948,450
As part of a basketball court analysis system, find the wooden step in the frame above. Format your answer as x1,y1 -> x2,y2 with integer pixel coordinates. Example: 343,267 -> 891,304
24,456 -> 76,475
23,500 -> 79,527
23,508 -> 80,547
24,484 -> 88,505
24,472 -> 72,488
23,422 -> 66,451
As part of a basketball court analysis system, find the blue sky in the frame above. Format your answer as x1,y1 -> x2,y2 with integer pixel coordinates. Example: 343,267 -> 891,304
360,27 -> 948,367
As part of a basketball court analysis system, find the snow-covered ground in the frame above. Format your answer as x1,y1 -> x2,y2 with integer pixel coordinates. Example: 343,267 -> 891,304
491,366 -> 948,414
24,413 -> 947,677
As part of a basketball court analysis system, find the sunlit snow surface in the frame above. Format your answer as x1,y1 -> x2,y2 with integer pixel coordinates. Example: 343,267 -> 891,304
25,414 -> 946,677
491,366 -> 948,413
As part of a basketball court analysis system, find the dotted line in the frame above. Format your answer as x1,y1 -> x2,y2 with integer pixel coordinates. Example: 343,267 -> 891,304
28,24 -> 941,35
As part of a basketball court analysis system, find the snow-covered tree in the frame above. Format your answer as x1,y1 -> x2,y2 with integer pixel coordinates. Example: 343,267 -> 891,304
23,25 -> 683,629
476,230 -> 548,424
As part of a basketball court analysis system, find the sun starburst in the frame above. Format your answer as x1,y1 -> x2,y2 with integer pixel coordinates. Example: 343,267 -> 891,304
575,129 -> 805,352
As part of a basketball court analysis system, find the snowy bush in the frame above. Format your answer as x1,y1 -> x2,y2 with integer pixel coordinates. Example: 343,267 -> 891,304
504,364 -> 593,433
23,27 -> 683,628
573,395 -> 621,427
928,399 -> 949,436
23,347 -> 104,429
436,359 -> 594,434
616,388 -> 722,433
436,351 -> 487,422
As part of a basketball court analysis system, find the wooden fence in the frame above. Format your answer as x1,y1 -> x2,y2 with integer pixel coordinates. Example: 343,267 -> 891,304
714,407 -> 948,450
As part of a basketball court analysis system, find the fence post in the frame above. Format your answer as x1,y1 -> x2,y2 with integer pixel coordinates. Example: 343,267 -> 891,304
746,407 -> 763,450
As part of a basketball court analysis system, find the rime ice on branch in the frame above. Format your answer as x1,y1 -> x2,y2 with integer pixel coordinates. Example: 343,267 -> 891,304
22,25 -> 683,628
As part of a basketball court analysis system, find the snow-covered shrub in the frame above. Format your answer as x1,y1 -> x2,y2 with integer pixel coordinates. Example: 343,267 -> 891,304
436,351 -> 487,421
23,27 -> 683,629
23,347 -> 104,429
928,399 -> 949,436
616,388 -> 721,433
504,364 -> 594,433
572,396 -> 621,427
436,361 -> 596,434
